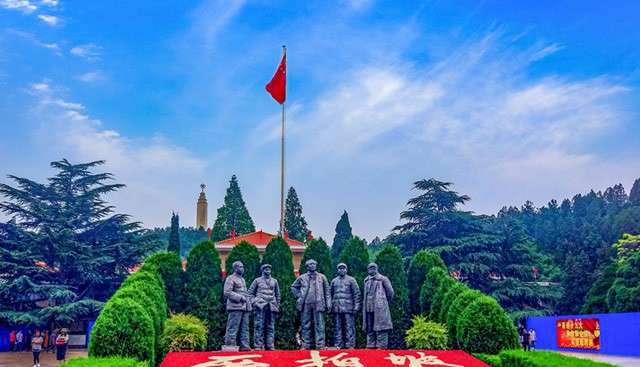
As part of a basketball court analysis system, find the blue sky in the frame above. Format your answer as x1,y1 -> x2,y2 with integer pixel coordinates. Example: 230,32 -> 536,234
1,0 -> 639,241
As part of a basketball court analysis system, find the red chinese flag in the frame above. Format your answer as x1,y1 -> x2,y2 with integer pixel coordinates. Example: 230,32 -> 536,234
266,54 -> 286,104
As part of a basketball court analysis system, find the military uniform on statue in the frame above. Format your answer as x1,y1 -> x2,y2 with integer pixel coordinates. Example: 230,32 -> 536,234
331,262 -> 361,349
223,261 -> 252,351
291,259 -> 331,349
249,264 -> 281,350
363,262 -> 394,349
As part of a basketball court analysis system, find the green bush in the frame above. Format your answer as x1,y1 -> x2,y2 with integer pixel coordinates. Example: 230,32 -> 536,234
144,252 -> 185,312
498,350 -> 617,367
301,238 -> 333,276
161,313 -> 208,355
407,250 -> 447,315
185,240 -> 224,350
456,296 -> 519,354
375,244 -> 410,349
111,286 -> 163,356
437,282 -> 467,323
446,288 -> 483,348
405,316 -> 448,350
338,236 -> 370,286
419,267 -> 448,314
62,357 -> 148,367
607,251 -> 640,312
89,297 -> 156,366
429,276 -> 456,321
225,240 -> 261,281
473,353 -> 502,367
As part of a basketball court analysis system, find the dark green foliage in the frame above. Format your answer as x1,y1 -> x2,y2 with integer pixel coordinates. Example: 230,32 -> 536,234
446,288 -> 483,348
559,250 -> 593,314
419,267 -> 448,314
262,237 -> 298,349
338,236 -> 370,286
211,175 -> 255,241
456,296 -> 519,354
145,252 -> 185,313
111,286 -> 163,355
161,314 -> 208,355
331,211 -> 353,263
301,238 -> 333,276
148,227 -> 208,258
225,241 -> 261,281
498,350 -> 617,367
582,262 -> 618,314
168,212 -> 181,255
429,276 -> 456,321
62,357 -> 149,367
0,159 -> 159,327
375,244 -> 409,349
607,251 -> 640,312
284,187 -> 309,242
438,282 -> 467,323
407,250 -> 447,314
405,316 -> 448,350
89,297 -> 156,366
630,178 -> 640,206
185,240 -> 224,350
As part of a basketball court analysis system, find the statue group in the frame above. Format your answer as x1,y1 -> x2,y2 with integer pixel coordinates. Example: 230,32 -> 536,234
223,259 -> 394,351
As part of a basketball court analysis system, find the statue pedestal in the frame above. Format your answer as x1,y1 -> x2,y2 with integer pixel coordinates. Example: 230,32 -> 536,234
221,345 -> 240,352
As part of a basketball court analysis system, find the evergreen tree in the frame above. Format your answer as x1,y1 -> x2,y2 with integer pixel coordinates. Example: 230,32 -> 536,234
185,240 -> 224,349
262,237 -> 298,349
607,251 -> 640,312
582,262 -> 617,314
407,250 -> 447,315
331,211 -> 353,263
168,212 -> 181,255
144,252 -> 185,313
375,244 -> 409,349
338,237 -> 370,286
300,238 -> 332,276
0,159 -> 158,327
630,178 -> 640,206
224,241 -> 261,281
559,250 -> 593,314
284,187 -> 309,242
148,226 -> 207,258
211,175 -> 255,241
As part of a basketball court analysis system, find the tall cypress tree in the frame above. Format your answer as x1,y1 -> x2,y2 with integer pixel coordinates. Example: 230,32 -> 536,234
225,241 -> 261,281
407,250 -> 447,315
211,175 -> 255,241
375,244 -> 409,349
262,237 -> 298,349
284,187 -> 309,242
167,212 -> 181,255
331,211 -> 353,264
300,238 -> 332,276
630,178 -> 640,206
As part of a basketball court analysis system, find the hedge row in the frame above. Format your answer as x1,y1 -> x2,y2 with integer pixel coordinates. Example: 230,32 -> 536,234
419,257 -> 519,354
62,357 -> 149,367
475,350 -> 617,367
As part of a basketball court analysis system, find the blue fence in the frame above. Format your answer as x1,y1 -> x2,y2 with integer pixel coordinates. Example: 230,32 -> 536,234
527,312 -> 640,357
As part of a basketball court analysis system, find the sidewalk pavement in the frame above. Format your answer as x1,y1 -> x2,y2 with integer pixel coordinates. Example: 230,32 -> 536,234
561,352 -> 640,367
0,350 -> 88,367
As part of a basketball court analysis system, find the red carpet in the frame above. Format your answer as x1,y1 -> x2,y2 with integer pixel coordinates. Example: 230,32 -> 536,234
161,349 -> 490,367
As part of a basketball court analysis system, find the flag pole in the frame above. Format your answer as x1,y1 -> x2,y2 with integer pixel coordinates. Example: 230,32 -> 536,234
279,45 -> 286,236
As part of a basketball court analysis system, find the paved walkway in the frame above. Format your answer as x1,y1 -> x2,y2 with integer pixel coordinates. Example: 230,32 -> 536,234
0,350 -> 87,367
561,352 -> 640,367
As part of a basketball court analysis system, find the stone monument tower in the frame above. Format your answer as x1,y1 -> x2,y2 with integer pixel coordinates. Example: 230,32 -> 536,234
196,183 -> 208,230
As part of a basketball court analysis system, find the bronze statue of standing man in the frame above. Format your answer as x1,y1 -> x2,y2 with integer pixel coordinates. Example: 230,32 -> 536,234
248,264 -> 280,350
362,262 -> 394,349
291,259 -> 331,349
223,261 -> 252,351
331,262 -> 361,349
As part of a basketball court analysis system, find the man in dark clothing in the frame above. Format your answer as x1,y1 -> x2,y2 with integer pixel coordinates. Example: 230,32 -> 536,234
223,261 -> 252,351
291,259 -> 331,349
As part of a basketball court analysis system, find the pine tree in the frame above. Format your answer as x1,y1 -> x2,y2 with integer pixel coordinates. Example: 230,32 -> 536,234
144,252 -> 185,313
262,237 -> 298,349
582,261 -> 617,314
300,238 -> 332,276
559,250 -> 594,314
0,159 -> 158,327
168,212 -> 181,255
331,211 -> 353,264
225,241 -> 261,281
185,240 -> 224,349
211,175 -> 255,241
284,187 -> 309,242
628,178 -> 640,206
607,251 -> 640,312
407,250 -> 447,315
375,244 -> 409,349
338,237 -> 370,286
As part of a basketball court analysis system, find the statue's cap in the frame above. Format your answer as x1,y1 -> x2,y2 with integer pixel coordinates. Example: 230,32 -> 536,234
232,261 -> 243,269
367,262 -> 378,269
261,264 -> 272,271
336,262 -> 347,269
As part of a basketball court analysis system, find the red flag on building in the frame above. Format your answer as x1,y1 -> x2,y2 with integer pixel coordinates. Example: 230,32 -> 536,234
266,53 -> 286,104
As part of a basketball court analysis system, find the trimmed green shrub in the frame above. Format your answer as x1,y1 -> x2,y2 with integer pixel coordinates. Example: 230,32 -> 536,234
111,286 -> 163,356
607,251 -> 640,312
405,316 -> 448,350
144,252 -> 185,313
429,275 -> 456,321
262,236 -> 298,349
301,238 -> 333,276
473,353 -> 501,367
161,313 -> 208,355
338,236 -> 370,286
419,267 -> 448,314
224,240 -> 261,281
185,240 -> 224,350
446,288 -> 483,348
438,282 -> 467,323
89,297 -> 156,366
498,350 -> 617,367
375,244 -> 410,349
62,357 -> 148,367
408,250 -> 447,315
457,296 -> 519,354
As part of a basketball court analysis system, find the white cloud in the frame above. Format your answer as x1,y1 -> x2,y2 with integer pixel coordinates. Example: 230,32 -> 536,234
6,29 -> 61,54
37,14 -> 59,26
40,0 -> 57,6
76,71 -> 105,83
0,0 -> 37,13
341,0 -> 373,12
30,81 -> 49,91
70,44 -> 101,61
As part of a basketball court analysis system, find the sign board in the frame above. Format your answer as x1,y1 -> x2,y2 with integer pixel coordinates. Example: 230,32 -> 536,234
556,318 -> 600,350
161,349 -> 490,367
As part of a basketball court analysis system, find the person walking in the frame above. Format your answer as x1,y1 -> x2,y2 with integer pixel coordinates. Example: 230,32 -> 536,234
49,329 -> 58,353
16,329 -> 24,352
521,328 -> 530,351
9,330 -> 16,352
31,329 -> 44,367
55,328 -> 69,362
529,328 -> 536,350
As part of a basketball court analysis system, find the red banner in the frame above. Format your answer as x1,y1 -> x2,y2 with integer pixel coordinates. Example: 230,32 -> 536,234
161,349 -> 490,367
556,318 -> 601,350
